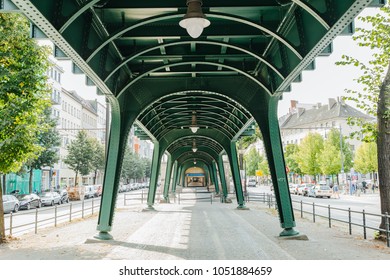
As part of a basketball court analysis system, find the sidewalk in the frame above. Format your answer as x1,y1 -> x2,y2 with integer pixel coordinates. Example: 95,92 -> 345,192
0,193 -> 389,260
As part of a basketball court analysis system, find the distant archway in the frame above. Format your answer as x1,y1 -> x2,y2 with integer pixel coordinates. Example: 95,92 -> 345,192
185,167 -> 205,188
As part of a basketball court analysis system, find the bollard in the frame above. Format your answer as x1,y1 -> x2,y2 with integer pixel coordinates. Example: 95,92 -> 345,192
348,208 -> 352,235
82,198 -> 85,219
35,208 -> 38,234
312,202 -> 315,223
328,205 -> 331,228
92,197 -> 94,215
124,194 -> 126,206
386,212 -> 389,248
55,205 -> 57,227
69,203 -> 72,222
211,194 -> 213,204
9,212 -> 13,236
300,201 -> 303,218
362,210 -> 366,239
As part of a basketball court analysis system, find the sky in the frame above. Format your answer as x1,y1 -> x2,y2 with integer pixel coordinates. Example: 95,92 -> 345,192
55,7 -> 380,117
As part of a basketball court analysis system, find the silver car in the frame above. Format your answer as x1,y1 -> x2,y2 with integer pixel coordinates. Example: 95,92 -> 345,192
39,192 -> 62,206
2,195 -> 20,213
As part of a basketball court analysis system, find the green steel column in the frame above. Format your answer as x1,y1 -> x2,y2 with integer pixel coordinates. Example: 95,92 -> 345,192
146,141 -> 161,209
163,154 -> 173,202
95,96 -> 121,240
171,161 -> 178,193
218,154 -> 228,202
228,140 -> 246,209
264,96 -> 298,236
212,161 -> 220,194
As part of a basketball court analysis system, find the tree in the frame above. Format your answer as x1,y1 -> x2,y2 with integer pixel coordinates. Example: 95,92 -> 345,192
0,13 -> 51,242
63,130 -> 94,185
26,108 -> 61,192
337,5 -> 390,233
90,138 -> 105,184
284,144 -> 302,183
354,142 -> 378,180
319,129 -> 353,183
319,141 -> 341,182
296,132 -> 324,180
244,147 -> 262,176
142,157 -> 152,179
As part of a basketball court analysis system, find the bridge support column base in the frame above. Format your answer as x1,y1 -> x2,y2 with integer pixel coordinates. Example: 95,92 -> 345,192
236,205 -> 249,210
279,228 -> 300,237
160,198 -> 170,203
143,205 -> 156,211
94,231 -> 113,240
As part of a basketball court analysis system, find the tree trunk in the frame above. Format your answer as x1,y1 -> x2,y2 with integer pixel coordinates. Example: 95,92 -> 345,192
0,174 -> 6,243
378,63 -> 390,233
75,171 -> 78,187
93,170 -> 97,184
28,168 -> 33,193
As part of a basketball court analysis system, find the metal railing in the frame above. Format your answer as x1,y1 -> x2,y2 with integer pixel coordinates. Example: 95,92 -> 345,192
123,189 -> 214,205
5,198 -> 101,236
246,192 -> 390,247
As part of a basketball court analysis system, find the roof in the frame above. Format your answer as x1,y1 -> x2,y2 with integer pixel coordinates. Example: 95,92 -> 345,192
280,101 -> 374,128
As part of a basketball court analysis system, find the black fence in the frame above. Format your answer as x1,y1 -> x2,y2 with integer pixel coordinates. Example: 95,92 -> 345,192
246,192 -> 390,247
5,198 -> 101,236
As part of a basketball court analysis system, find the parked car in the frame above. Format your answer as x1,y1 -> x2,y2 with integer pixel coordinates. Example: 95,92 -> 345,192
298,183 -> 314,196
84,185 -> 96,199
17,194 -> 42,210
39,192 -> 62,206
308,184 -> 332,198
94,185 -> 102,197
247,179 -> 257,187
2,195 -> 20,214
57,189 -> 70,204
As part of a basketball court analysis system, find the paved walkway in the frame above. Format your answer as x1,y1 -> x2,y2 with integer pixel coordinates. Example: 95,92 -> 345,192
0,188 -> 389,260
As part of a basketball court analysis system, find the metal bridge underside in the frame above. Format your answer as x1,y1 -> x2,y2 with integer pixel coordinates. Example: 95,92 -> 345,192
2,0 -> 385,239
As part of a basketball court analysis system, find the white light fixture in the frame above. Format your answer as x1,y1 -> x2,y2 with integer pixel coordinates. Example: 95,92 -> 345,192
190,126 -> 199,133
179,0 -> 210,38
192,139 -> 198,153
194,160 -> 197,165
190,111 -> 199,133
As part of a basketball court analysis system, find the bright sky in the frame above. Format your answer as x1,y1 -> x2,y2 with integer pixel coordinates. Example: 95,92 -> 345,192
278,7 -> 379,117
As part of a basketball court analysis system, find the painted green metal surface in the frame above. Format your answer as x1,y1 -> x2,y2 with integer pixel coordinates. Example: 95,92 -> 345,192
163,154 -> 173,202
5,0 -> 382,238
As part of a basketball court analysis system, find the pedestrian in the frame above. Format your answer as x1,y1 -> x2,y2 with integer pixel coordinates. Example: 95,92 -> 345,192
372,183 -> 375,193
332,184 -> 340,199
362,180 -> 367,194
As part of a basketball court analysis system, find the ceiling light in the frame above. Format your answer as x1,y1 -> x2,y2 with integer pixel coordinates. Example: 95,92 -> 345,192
190,126 -> 199,133
179,0 -> 210,38
192,139 -> 197,152
190,111 -> 199,133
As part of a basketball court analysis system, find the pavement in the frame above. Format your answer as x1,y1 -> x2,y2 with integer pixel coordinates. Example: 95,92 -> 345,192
0,187 -> 389,260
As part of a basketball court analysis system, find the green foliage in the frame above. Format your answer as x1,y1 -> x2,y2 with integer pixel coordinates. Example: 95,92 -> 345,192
90,138 -> 105,172
326,129 -> 353,171
0,13 -> 51,242
64,130 -> 95,183
121,146 -> 148,182
353,142 -> 378,174
319,141 -> 341,176
28,108 -> 61,170
244,147 -> 262,176
336,5 -> 390,142
284,144 -> 301,175
296,133 -> 324,177
0,13 -> 51,174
